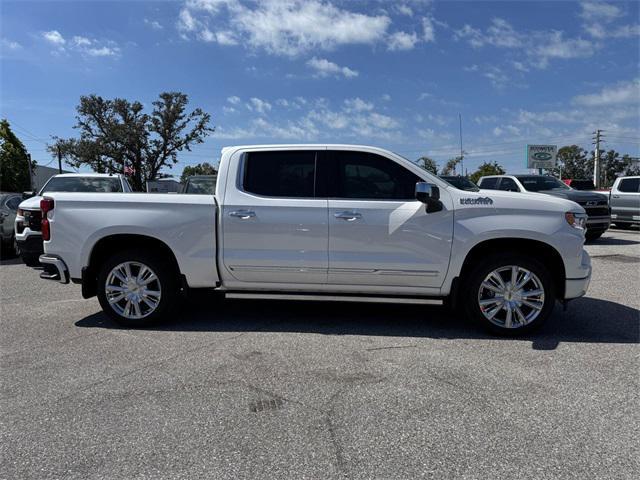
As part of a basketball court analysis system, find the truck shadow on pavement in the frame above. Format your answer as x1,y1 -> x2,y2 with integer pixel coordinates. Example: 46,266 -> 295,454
76,296 -> 639,351
591,237 -> 639,246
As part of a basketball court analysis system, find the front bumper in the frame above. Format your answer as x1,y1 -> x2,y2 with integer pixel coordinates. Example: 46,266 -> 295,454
565,250 -> 592,299
586,215 -> 611,232
39,254 -> 69,284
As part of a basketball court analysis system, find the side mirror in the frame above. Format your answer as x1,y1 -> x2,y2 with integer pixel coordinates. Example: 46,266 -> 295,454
415,182 -> 443,213
22,191 -> 35,200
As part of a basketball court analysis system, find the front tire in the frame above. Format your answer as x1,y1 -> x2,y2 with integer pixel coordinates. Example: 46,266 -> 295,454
97,249 -> 178,327
585,230 -> 604,242
462,254 -> 555,336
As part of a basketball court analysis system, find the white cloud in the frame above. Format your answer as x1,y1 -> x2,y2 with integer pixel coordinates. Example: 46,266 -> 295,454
1,38 -> 22,50
572,79 -> 640,107
72,36 -> 91,47
246,97 -> 272,114
455,17 -> 599,70
144,18 -> 164,30
579,2 -> 622,23
199,28 -> 238,44
306,57 -> 358,78
42,30 -> 65,45
86,46 -> 119,57
381,94 -> 392,101
179,0 -> 390,57
40,30 -> 121,58
418,92 -> 433,100
397,4 -> 413,17
344,97 -> 374,112
227,95 -> 241,105
387,31 -> 418,51
422,17 -> 435,42
580,2 -> 640,40
216,95 -> 403,142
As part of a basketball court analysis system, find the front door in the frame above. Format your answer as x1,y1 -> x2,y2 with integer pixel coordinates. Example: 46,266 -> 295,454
221,149 -> 328,285
327,150 -> 453,289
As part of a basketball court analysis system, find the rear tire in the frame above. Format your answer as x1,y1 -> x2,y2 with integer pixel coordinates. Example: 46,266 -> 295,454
97,248 -> 179,328
461,253 -> 555,336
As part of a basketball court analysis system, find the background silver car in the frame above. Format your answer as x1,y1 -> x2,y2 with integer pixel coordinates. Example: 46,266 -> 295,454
610,176 -> 640,228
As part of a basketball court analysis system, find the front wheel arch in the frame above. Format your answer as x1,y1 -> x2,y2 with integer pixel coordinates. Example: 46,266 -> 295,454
456,238 -> 566,301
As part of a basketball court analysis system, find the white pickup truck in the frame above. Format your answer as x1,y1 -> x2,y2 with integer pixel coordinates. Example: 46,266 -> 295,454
37,145 -> 592,335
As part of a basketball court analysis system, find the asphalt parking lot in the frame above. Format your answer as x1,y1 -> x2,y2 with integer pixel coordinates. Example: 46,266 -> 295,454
1,228 -> 639,480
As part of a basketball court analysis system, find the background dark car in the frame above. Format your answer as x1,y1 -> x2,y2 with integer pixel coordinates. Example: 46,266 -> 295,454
563,179 -> 596,191
0,193 -> 22,256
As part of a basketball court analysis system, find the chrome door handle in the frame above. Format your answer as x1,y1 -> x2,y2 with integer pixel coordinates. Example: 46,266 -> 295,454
334,211 -> 362,221
612,195 -> 620,198
229,210 -> 256,219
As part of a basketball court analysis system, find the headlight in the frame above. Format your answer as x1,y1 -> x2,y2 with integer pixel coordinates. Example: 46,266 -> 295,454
565,212 -> 587,230
17,208 -> 24,216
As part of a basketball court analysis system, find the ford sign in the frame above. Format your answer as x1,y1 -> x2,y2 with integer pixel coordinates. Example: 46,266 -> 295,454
527,145 -> 557,169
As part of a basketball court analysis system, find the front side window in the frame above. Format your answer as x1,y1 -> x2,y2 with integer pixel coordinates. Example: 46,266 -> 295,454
619,178 -> 640,193
243,151 -> 317,198
40,176 -> 123,193
330,151 -> 420,200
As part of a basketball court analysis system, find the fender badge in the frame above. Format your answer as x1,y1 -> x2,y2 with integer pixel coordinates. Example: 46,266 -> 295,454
460,197 -> 494,205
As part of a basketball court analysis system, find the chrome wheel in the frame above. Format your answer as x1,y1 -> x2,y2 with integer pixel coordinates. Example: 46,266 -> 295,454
105,261 -> 161,319
477,265 -> 545,329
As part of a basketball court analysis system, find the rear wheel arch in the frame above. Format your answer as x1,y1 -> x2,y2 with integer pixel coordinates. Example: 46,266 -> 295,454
83,234 -> 181,298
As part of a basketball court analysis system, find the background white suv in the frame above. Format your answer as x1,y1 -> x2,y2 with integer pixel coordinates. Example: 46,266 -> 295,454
15,173 -> 131,266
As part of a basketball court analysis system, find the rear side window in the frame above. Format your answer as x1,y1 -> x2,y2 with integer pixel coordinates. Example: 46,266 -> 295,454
479,177 -> 499,189
6,196 -> 21,210
618,178 -> 640,192
243,151 -> 317,198
499,178 -> 519,192
330,151 -> 420,200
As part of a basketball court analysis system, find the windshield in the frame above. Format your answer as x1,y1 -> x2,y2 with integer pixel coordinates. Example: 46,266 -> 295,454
440,176 -> 480,192
569,180 -> 596,190
515,176 -> 570,192
40,176 -> 123,194
185,177 -> 217,194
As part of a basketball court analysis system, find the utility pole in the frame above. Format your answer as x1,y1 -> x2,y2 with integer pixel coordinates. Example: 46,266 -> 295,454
27,153 -> 34,191
592,129 -> 604,189
57,144 -> 63,173
458,113 -> 464,176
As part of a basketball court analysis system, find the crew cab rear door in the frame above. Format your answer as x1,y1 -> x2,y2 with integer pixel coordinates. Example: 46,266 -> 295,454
326,149 -> 453,289
220,148 -> 328,285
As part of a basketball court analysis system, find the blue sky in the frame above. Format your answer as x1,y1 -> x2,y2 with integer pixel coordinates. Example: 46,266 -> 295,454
1,0 -> 639,177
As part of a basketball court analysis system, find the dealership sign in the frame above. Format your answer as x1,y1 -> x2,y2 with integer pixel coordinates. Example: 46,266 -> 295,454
527,145 -> 557,169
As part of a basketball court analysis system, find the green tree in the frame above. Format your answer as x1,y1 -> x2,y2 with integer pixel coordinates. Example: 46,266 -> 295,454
622,154 -> 640,176
49,92 -> 214,191
0,119 -> 36,192
180,162 -> 218,183
549,145 -> 592,179
441,156 -> 461,175
415,156 -> 438,175
469,161 -> 505,184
